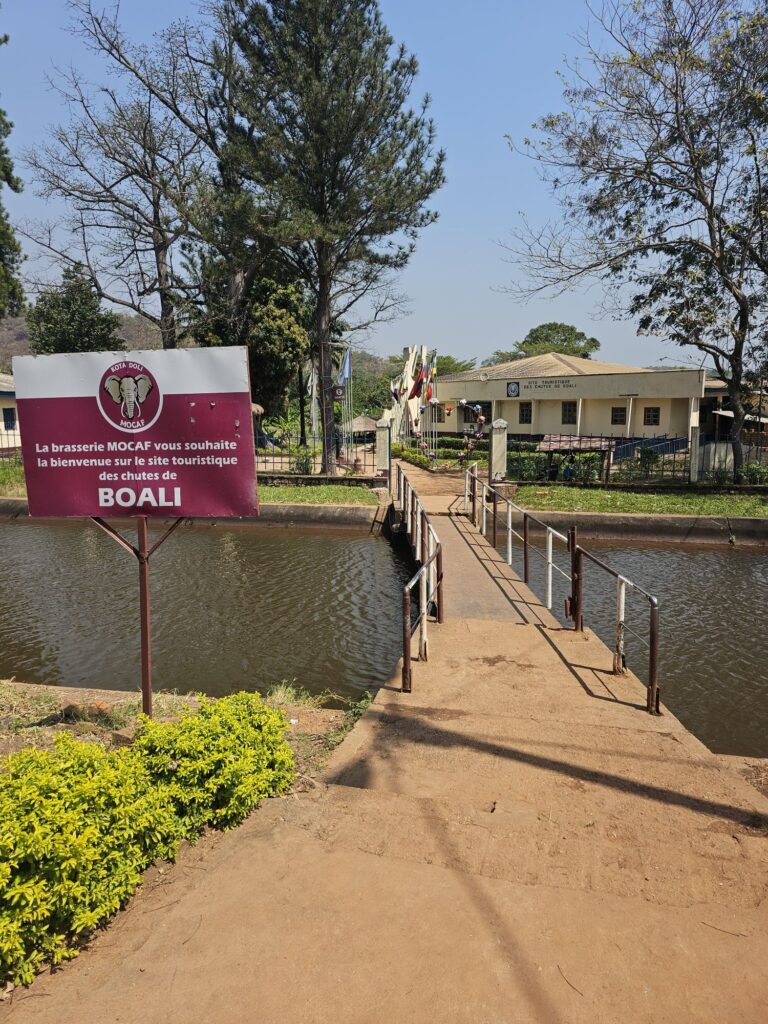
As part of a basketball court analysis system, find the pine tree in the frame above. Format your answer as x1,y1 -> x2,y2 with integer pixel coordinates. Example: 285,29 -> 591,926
233,0 -> 445,470
27,266 -> 122,355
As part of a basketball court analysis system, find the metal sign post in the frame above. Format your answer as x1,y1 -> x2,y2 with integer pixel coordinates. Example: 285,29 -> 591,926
90,515 -> 184,716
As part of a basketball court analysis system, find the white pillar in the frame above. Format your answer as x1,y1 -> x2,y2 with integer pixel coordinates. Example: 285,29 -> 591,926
375,418 -> 391,480
626,397 -> 634,438
576,398 -> 583,436
489,418 -> 508,483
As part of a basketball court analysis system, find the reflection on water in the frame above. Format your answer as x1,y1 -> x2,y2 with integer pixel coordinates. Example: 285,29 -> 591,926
521,535 -> 768,757
0,520 -> 412,702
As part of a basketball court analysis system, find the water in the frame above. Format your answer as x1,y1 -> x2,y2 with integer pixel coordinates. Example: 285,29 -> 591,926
521,535 -> 768,757
0,520 -> 412,703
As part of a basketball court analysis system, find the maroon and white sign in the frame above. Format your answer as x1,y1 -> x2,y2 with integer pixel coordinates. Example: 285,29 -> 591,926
13,347 -> 257,518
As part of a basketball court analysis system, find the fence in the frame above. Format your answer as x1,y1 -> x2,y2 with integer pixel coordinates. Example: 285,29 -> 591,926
394,464 -> 444,692
464,464 -> 661,714
255,427 -> 378,477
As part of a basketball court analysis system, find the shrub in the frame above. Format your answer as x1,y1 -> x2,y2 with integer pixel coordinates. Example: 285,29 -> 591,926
0,737 -> 181,985
0,694 -> 295,985
133,693 -> 295,834
742,462 -> 768,484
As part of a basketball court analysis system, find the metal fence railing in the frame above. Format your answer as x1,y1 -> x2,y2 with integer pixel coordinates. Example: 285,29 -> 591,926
394,463 -> 444,693
256,428 -> 378,477
464,464 -> 661,714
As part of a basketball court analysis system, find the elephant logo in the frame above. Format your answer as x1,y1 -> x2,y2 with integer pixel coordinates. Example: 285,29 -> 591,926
97,361 -> 162,432
104,373 -> 153,420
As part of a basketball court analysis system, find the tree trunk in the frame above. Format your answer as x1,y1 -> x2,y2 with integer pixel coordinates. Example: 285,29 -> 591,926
728,382 -> 747,483
298,364 -> 307,447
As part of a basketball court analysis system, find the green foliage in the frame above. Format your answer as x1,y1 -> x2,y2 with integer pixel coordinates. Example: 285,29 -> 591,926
0,26 -> 23,318
742,463 -> 768,484
514,485 -> 768,518
132,694 -> 295,834
191,263 -> 309,415
506,450 -> 601,482
0,694 -> 294,985
0,736 -> 180,986
26,265 -> 122,355
481,324 -> 600,365
233,0 -> 445,469
436,355 -> 476,375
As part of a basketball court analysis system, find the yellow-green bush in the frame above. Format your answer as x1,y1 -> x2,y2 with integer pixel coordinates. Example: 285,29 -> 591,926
133,693 -> 295,833
0,693 -> 295,986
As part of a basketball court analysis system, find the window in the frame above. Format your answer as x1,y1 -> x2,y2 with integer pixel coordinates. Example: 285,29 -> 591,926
643,407 -> 661,427
561,401 -> 577,426
2,407 -> 15,432
433,404 -> 445,424
611,406 -> 627,426
518,401 -> 532,425
462,402 -> 491,426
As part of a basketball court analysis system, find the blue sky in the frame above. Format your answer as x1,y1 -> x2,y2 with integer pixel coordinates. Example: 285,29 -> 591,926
1,0 -> 683,367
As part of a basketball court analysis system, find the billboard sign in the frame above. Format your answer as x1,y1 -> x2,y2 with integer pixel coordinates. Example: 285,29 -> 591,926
14,347 -> 257,518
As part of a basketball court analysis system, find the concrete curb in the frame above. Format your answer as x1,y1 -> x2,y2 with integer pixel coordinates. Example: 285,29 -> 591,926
510,508 -> 768,545
0,496 -> 384,530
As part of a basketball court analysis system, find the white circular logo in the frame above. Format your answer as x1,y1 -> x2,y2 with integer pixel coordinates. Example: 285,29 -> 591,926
506,382 -> 520,398
97,360 -> 163,433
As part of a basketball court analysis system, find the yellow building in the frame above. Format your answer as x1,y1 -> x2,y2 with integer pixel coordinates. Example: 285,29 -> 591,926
0,372 -> 19,451
434,353 -> 704,442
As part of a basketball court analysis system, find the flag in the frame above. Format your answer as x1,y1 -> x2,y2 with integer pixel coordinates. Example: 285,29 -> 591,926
337,348 -> 351,385
425,350 -> 437,402
408,359 -> 426,400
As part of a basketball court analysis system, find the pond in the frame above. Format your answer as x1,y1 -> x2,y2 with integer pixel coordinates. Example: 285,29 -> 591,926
0,520 -> 413,703
521,535 -> 768,758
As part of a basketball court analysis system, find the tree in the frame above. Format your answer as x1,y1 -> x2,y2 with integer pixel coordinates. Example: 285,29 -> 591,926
0,22 -> 23,318
436,355 -> 476,374
27,265 -> 122,355
67,1 -> 277,347
482,323 -> 600,365
191,257 -> 309,414
232,0 -> 445,471
23,74 -> 203,349
507,0 -> 768,480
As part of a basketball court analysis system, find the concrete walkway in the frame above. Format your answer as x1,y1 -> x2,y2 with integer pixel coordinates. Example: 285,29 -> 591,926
8,466 -> 768,1024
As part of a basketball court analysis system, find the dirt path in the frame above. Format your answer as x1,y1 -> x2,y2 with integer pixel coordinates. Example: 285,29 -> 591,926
6,467 -> 768,1023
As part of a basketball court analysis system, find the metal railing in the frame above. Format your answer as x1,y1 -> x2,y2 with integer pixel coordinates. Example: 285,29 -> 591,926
394,463 -> 444,693
255,428 -> 378,476
464,464 -> 661,714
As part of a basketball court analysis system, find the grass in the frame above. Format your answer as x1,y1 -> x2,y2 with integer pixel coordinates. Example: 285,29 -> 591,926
259,484 -> 379,505
0,465 -> 379,506
0,463 -> 25,498
515,485 -> 768,518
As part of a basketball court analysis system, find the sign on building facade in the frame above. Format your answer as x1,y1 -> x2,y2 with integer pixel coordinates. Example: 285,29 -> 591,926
14,347 -> 257,518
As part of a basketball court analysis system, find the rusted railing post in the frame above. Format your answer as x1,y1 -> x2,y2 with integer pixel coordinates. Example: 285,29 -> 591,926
523,513 -> 530,584
648,598 -> 660,714
436,544 -> 444,624
574,547 -> 585,632
402,587 -> 412,693
421,508 -> 428,566
471,470 -> 477,527
492,489 -> 498,548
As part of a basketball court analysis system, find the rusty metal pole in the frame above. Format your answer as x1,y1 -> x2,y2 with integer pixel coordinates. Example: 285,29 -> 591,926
523,513 -> 530,584
137,516 -> 153,717
648,598 -> 660,714
471,471 -> 477,527
411,488 -> 417,553
492,489 -> 498,549
436,544 -> 444,624
575,547 -> 585,632
421,509 -> 428,566
402,588 -> 412,692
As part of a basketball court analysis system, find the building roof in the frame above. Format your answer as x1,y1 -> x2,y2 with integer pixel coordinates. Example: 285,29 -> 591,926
0,372 -> 14,395
439,352 -> 655,383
